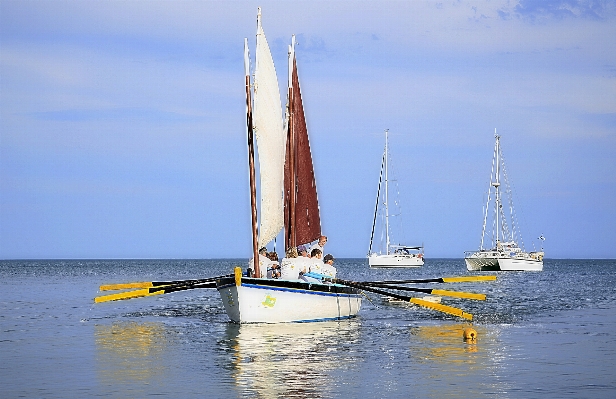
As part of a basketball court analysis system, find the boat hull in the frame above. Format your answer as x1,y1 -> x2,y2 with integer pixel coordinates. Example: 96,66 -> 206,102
464,255 -> 500,271
216,276 -> 362,323
465,252 -> 543,271
368,254 -> 424,268
497,257 -> 543,271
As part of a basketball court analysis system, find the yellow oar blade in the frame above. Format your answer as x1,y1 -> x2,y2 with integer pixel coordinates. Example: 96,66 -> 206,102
410,298 -> 473,320
94,288 -> 164,303
99,282 -> 155,291
442,276 -> 496,283
431,289 -> 486,300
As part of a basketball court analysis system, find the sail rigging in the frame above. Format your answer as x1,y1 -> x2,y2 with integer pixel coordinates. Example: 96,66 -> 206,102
369,149 -> 386,255
465,132 -> 543,272
480,133 -> 523,251
368,130 -> 424,267
284,37 -> 321,249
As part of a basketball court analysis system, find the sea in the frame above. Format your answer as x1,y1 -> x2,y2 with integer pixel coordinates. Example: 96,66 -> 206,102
1,259 -> 615,399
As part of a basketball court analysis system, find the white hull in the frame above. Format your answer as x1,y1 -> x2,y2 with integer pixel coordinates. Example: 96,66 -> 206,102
465,255 -> 500,271
217,276 -> 362,323
498,257 -> 543,271
465,251 -> 543,271
369,254 -> 424,268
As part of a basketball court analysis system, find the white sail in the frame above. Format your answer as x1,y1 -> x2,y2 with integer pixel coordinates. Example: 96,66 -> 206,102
253,10 -> 285,248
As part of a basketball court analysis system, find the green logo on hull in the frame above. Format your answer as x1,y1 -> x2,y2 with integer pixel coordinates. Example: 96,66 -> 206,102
262,295 -> 276,307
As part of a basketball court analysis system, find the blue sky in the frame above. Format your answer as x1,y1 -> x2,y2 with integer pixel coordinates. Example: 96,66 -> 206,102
1,0 -> 615,259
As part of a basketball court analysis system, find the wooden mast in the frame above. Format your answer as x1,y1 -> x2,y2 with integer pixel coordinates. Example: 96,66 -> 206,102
245,36 -> 260,278
285,36 -> 297,250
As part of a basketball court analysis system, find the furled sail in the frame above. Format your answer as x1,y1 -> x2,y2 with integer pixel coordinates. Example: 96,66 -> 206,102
252,11 -> 285,248
284,38 -> 321,249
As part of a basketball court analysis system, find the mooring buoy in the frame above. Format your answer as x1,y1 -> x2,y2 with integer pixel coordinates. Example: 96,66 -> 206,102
463,327 -> 477,341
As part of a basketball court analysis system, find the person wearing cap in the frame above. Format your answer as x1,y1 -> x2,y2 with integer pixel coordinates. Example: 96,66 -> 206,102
309,235 -> 327,254
322,254 -> 336,277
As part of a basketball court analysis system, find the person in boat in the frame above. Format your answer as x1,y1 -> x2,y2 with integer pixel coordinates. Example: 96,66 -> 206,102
295,245 -> 313,275
280,246 -> 305,280
309,235 -> 327,254
322,254 -> 336,277
309,248 -> 324,273
298,245 -> 311,258
267,251 -> 279,263
248,247 -> 272,278
267,251 -> 281,279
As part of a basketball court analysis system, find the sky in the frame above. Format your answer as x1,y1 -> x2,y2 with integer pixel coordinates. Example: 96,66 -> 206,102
1,0 -> 615,259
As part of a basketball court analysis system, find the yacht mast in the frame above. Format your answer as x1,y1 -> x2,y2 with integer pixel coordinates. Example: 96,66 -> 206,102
493,131 -> 501,246
384,129 -> 390,255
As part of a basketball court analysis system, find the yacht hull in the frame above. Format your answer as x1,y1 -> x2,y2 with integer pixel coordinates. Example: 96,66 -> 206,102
368,254 -> 424,268
497,258 -> 543,271
465,256 -> 500,271
465,252 -> 543,271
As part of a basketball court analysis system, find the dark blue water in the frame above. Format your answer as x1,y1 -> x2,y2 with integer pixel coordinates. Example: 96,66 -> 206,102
1,259 -> 615,398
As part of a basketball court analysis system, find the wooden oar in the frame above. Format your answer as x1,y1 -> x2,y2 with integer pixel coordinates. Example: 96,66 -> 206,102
94,281 -> 217,303
330,278 -> 473,320
367,275 -> 497,285
99,275 -> 231,291
360,283 -> 486,300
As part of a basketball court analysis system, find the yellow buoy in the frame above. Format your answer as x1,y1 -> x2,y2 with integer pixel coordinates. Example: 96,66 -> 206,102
463,327 -> 477,341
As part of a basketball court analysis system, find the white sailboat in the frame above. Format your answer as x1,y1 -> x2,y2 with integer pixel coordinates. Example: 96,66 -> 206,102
368,130 -> 424,268
464,133 -> 544,272
216,10 -> 362,322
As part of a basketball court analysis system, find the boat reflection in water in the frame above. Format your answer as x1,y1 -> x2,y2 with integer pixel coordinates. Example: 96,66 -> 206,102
219,320 -> 361,398
409,323 -> 508,398
95,321 -> 170,385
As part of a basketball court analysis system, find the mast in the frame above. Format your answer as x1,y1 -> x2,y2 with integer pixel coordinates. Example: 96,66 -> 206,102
493,131 -> 501,247
285,36 -> 296,249
384,129 -> 391,255
245,35 -> 260,277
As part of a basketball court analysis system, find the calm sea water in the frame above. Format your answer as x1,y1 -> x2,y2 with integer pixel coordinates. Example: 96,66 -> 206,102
1,259 -> 615,398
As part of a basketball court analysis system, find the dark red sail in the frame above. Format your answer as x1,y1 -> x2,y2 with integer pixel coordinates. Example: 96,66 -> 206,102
284,54 -> 321,250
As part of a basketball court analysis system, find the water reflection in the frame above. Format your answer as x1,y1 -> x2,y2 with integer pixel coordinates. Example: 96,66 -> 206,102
411,324 -> 482,358
219,321 -> 361,398
409,323 -> 509,398
95,321 -> 170,384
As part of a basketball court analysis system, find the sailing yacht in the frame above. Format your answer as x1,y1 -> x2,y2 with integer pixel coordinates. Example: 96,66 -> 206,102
216,10 -> 362,323
464,133 -> 544,272
368,130 -> 424,268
